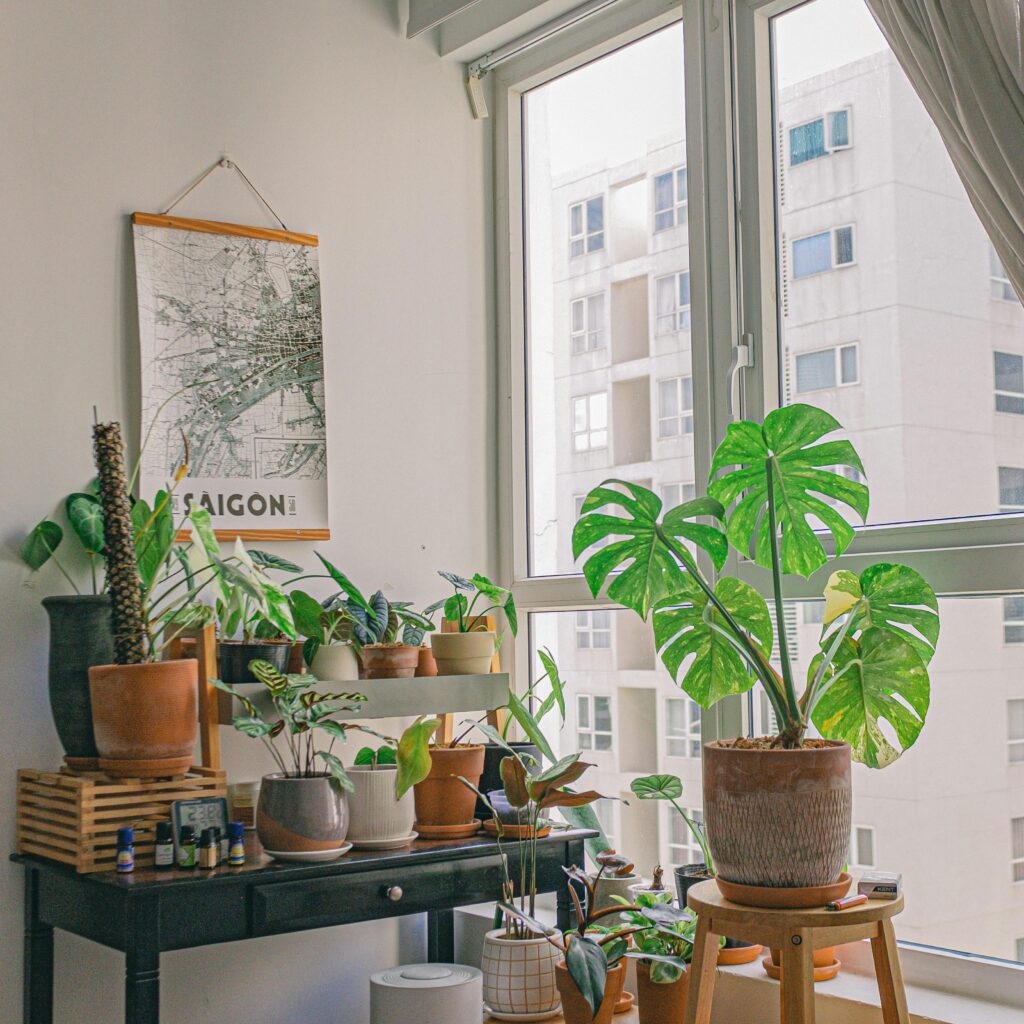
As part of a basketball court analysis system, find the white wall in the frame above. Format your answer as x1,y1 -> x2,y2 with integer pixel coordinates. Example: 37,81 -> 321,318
0,2 -> 494,1021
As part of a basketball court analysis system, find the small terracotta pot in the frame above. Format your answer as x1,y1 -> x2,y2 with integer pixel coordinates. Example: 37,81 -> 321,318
430,630 -> 496,675
636,961 -> 688,1024
257,773 -> 348,853
361,644 -> 420,679
703,740 -> 852,891
413,744 -> 485,826
88,659 -> 198,778
415,645 -> 438,677
287,642 -> 306,675
769,946 -> 837,970
555,960 -> 625,1024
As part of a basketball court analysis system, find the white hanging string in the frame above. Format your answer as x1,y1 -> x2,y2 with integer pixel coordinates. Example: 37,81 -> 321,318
161,156 -> 288,231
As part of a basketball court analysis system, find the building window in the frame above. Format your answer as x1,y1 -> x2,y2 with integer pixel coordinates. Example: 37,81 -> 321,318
1013,817 -> 1024,882
795,344 -> 859,393
572,393 -> 608,452
668,808 -> 704,867
995,351 -> 1024,414
570,196 -> 604,257
1016,938 -> 1024,963
802,600 -> 825,625
576,609 -> 612,650
571,294 -> 605,354
658,376 -> 694,438
577,694 -> 612,751
851,825 -> 875,868
654,166 -> 687,231
792,225 -> 855,278
655,271 -> 691,333
789,109 -> 852,165
661,481 -> 696,509
593,797 -> 616,844
1009,700 -> 1024,764
990,246 -> 1017,301
999,467 -> 1024,512
1005,597 -> 1024,643
666,698 -> 702,758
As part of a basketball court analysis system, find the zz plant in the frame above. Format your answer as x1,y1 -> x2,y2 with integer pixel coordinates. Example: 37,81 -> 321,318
572,404 -> 940,767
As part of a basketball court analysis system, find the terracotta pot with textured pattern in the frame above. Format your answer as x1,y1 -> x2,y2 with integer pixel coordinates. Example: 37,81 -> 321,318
703,740 -> 851,893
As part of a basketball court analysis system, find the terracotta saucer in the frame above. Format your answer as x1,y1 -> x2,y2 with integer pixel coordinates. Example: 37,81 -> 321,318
762,955 -> 842,983
717,944 -> 762,966
483,820 -> 551,839
414,819 -> 482,840
715,872 -> 851,909
613,989 -> 634,1014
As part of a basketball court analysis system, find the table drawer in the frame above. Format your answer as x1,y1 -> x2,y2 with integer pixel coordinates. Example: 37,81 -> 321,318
251,857 -> 504,936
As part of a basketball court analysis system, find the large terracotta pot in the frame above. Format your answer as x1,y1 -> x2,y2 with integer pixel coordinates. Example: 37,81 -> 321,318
361,644 -> 420,679
43,595 -> 113,768
636,961 -> 688,1024
430,630 -> 496,675
346,764 -> 415,844
218,640 -> 290,684
703,740 -> 852,891
554,960 -> 624,1024
413,744 -> 484,826
481,928 -> 562,1019
257,773 -> 349,853
88,659 -> 197,778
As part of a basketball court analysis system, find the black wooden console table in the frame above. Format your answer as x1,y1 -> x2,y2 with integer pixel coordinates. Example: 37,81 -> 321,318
14,828 -> 593,1024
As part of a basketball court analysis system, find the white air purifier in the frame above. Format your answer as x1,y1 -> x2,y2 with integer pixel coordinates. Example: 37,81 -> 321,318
369,963 -> 483,1022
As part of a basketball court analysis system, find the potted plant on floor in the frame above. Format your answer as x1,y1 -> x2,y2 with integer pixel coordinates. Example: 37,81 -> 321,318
429,571 -> 517,674
574,404 -> 940,904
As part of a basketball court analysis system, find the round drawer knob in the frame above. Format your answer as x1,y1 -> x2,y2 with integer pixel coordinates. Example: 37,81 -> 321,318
385,885 -> 403,902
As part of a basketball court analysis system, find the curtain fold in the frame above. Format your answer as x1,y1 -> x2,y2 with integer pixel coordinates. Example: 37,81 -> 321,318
864,0 -> 1024,297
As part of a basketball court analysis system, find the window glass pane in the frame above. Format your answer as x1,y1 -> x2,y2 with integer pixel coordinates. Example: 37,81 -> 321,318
790,118 -> 826,165
774,0 -> 1024,526
658,378 -> 678,417
1008,699 -> 1024,741
999,466 -> 1024,509
525,25 -> 692,576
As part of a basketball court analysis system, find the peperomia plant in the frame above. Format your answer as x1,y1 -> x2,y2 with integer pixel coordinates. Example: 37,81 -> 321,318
572,404 -> 940,767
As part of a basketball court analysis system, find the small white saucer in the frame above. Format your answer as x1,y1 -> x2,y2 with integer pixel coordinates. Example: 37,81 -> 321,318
264,842 -> 352,863
349,832 -> 418,850
483,1005 -> 561,1022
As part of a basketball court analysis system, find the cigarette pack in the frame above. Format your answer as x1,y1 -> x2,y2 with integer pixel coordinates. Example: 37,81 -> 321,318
857,871 -> 902,900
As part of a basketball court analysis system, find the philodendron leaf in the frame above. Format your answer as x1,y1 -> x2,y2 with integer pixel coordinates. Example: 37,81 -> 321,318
708,404 -> 869,579
395,717 -> 440,800
811,628 -> 930,768
823,563 -> 939,665
630,774 -> 683,801
65,493 -> 104,555
572,480 -> 728,620
565,934 -> 608,1018
20,520 -> 63,570
653,577 -> 773,708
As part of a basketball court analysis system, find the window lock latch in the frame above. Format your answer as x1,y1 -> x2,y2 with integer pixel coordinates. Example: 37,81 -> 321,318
729,333 -> 754,421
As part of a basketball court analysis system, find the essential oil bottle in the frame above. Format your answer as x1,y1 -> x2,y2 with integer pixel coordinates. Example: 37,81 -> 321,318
154,821 -> 174,870
116,827 -> 134,874
177,825 -> 197,868
198,827 -> 219,869
227,821 -> 246,866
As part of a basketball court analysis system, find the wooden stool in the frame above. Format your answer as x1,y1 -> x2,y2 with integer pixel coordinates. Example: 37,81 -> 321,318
683,879 -> 909,1024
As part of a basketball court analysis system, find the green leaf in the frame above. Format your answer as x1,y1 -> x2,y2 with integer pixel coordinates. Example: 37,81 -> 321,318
572,481 -> 728,620
440,571 -> 475,591
630,774 -> 683,801
444,593 -> 469,625
499,755 -> 531,807
395,717 -> 440,800
536,647 -> 565,722
506,691 -> 557,763
470,573 -> 509,601
708,405 -> 869,578
376,746 -> 397,766
811,628 -> 930,768
498,901 -> 558,938
261,579 -> 297,639
653,577 -> 772,708
503,593 -> 518,637
290,590 -> 327,641
249,658 -> 291,696
247,549 -> 302,573
65,494 -> 104,555
315,554 -> 372,615
20,519 -> 63,570
565,934 -> 608,1017
315,749 -> 354,792
354,746 -> 376,766
232,715 -> 274,738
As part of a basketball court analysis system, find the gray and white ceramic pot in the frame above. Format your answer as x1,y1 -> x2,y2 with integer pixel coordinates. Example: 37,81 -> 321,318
257,773 -> 349,853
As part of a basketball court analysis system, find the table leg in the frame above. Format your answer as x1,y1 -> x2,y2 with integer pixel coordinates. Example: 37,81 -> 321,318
125,896 -> 160,1024
426,908 -> 455,963
683,915 -> 719,1024
23,867 -> 54,1024
780,929 -> 814,1024
871,919 -> 910,1024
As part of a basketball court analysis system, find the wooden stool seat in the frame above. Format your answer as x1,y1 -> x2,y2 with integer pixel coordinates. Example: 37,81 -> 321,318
683,879 -> 909,1024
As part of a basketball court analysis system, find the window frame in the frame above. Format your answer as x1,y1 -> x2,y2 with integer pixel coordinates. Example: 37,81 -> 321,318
794,342 -> 859,394
994,350 -> 1024,415
576,692 -> 614,752
653,164 -> 689,232
571,391 -> 609,453
655,269 -> 692,333
851,824 -> 876,869
569,194 -> 606,258
1008,698 -> 1024,763
667,805 -> 705,866
571,292 -> 606,354
790,223 -> 856,279
575,608 -> 613,650
657,373 -> 695,438
665,696 -> 702,758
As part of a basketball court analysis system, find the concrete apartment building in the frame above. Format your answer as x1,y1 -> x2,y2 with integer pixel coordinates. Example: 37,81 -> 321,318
533,50 -> 1024,962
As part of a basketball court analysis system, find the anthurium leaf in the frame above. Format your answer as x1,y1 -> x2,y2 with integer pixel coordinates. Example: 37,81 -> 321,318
630,774 -> 683,801
395,717 -> 439,800
565,934 -> 608,1017
653,577 -> 772,708
247,549 -> 302,573
20,519 -> 63,570
65,494 -> 104,555
811,628 -> 930,768
708,404 -> 869,579
500,755 -> 531,808
131,499 -> 161,588
572,481 -> 727,620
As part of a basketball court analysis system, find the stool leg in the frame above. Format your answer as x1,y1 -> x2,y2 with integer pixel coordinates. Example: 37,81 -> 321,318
683,915 -> 719,1024
779,929 -> 814,1024
871,919 -> 910,1024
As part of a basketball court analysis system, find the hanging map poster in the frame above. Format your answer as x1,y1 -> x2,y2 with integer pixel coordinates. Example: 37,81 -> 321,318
132,213 -> 328,538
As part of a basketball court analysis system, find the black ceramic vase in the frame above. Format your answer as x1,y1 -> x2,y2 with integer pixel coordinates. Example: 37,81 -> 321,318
42,594 -> 113,767
477,742 -> 540,819
217,640 -> 292,685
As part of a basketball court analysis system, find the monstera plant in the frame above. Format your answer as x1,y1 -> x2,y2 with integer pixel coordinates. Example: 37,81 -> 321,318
572,404 -> 939,894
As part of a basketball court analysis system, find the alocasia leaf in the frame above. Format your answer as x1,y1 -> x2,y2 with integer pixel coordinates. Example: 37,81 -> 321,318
65,493 -> 104,555
20,520 -> 63,570
630,774 -> 683,801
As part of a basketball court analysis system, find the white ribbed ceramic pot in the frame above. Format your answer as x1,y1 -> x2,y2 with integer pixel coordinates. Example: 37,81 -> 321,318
310,643 -> 359,682
481,928 -> 562,1020
346,764 -> 415,843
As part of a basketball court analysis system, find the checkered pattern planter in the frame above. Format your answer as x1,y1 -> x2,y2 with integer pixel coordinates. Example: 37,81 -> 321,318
481,928 -> 562,1019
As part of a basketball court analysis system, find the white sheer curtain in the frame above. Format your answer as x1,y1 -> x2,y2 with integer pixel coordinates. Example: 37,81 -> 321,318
864,0 -> 1024,297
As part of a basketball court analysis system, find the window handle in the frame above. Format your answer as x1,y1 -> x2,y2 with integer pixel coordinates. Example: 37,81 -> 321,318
728,334 -> 754,421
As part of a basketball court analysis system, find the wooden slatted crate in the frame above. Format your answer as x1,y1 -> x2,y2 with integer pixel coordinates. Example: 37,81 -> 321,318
16,766 -> 227,873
